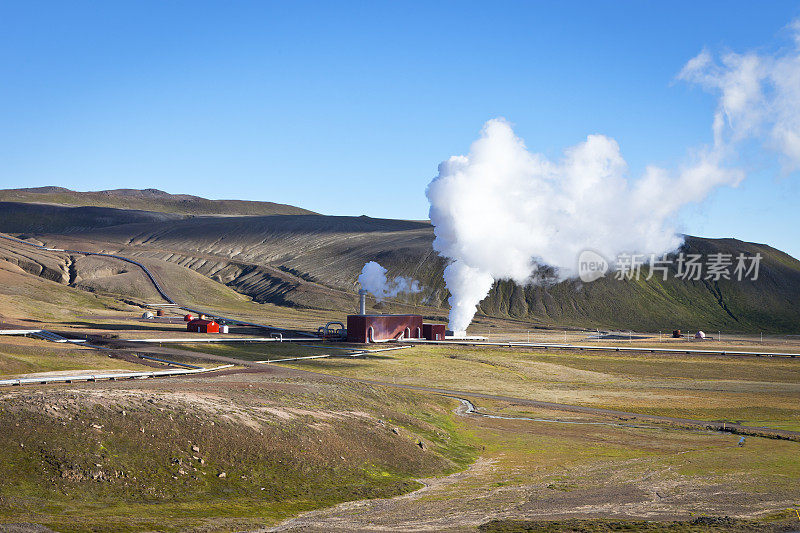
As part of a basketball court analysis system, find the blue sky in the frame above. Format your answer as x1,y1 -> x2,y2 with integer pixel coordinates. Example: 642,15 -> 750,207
1,1 -> 799,258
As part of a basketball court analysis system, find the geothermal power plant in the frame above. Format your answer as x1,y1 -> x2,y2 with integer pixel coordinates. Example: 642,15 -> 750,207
346,289 -> 446,342
137,280 -> 450,343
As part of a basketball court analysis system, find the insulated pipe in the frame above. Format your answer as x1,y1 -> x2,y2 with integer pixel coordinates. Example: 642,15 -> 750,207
359,289 -> 367,315
324,321 -> 345,338
366,326 -> 394,343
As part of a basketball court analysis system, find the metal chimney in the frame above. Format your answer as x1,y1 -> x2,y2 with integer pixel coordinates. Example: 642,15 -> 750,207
358,289 -> 367,315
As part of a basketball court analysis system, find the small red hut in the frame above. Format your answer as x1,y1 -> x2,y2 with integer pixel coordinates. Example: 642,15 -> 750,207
187,319 -> 219,333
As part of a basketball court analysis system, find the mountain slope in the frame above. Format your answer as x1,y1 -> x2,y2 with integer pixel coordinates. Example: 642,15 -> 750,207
0,186 -> 316,216
483,237 -> 800,332
0,191 -> 798,333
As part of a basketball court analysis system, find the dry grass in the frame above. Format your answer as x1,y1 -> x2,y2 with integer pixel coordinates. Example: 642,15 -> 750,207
274,394 -> 800,531
272,344 -> 800,431
0,337 -> 146,377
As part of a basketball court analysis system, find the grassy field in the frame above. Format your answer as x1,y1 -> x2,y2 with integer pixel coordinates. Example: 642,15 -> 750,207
162,339 -> 800,529
0,337 -> 147,377
177,341 -> 356,361
2,334 -> 799,530
177,343 -> 800,432
1,364 -> 797,532
258,393 -> 800,530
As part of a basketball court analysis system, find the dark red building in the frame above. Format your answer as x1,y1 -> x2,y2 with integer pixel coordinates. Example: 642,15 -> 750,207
187,319 -> 219,333
346,314 -> 423,343
422,323 -> 446,341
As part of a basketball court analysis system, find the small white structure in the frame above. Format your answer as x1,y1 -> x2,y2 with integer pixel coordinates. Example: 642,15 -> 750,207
695,331 -> 706,340
142,311 -> 154,319
219,325 -> 229,334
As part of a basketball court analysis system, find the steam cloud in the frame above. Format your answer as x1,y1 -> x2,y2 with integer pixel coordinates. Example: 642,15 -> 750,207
358,261 -> 421,301
678,19 -> 800,171
427,20 -> 800,334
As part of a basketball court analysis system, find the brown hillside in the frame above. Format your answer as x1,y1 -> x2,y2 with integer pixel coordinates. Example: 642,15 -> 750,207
1,192 -> 798,333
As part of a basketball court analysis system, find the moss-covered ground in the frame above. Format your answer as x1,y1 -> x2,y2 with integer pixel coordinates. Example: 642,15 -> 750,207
0,378 -> 478,531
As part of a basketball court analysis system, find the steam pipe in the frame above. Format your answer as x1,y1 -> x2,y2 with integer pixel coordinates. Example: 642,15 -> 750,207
324,321 -> 345,339
359,289 -> 367,315
367,326 -> 395,343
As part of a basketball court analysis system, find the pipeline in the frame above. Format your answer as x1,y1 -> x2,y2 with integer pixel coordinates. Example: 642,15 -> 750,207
399,339 -> 800,359
0,364 -> 234,388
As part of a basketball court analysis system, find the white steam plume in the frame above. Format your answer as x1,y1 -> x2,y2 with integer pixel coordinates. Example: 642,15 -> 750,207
358,261 -> 421,301
427,19 -> 800,334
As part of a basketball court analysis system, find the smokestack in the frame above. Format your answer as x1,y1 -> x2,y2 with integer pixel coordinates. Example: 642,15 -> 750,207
358,289 -> 367,315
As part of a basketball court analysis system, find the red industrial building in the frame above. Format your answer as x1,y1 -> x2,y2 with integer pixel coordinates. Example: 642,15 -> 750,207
346,314 -> 447,343
346,314 -> 423,343
422,323 -> 446,341
187,319 -> 219,333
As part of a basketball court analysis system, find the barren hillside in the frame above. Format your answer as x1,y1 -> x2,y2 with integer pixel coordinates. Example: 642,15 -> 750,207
0,186 -> 316,216
2,191 -> 799,333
